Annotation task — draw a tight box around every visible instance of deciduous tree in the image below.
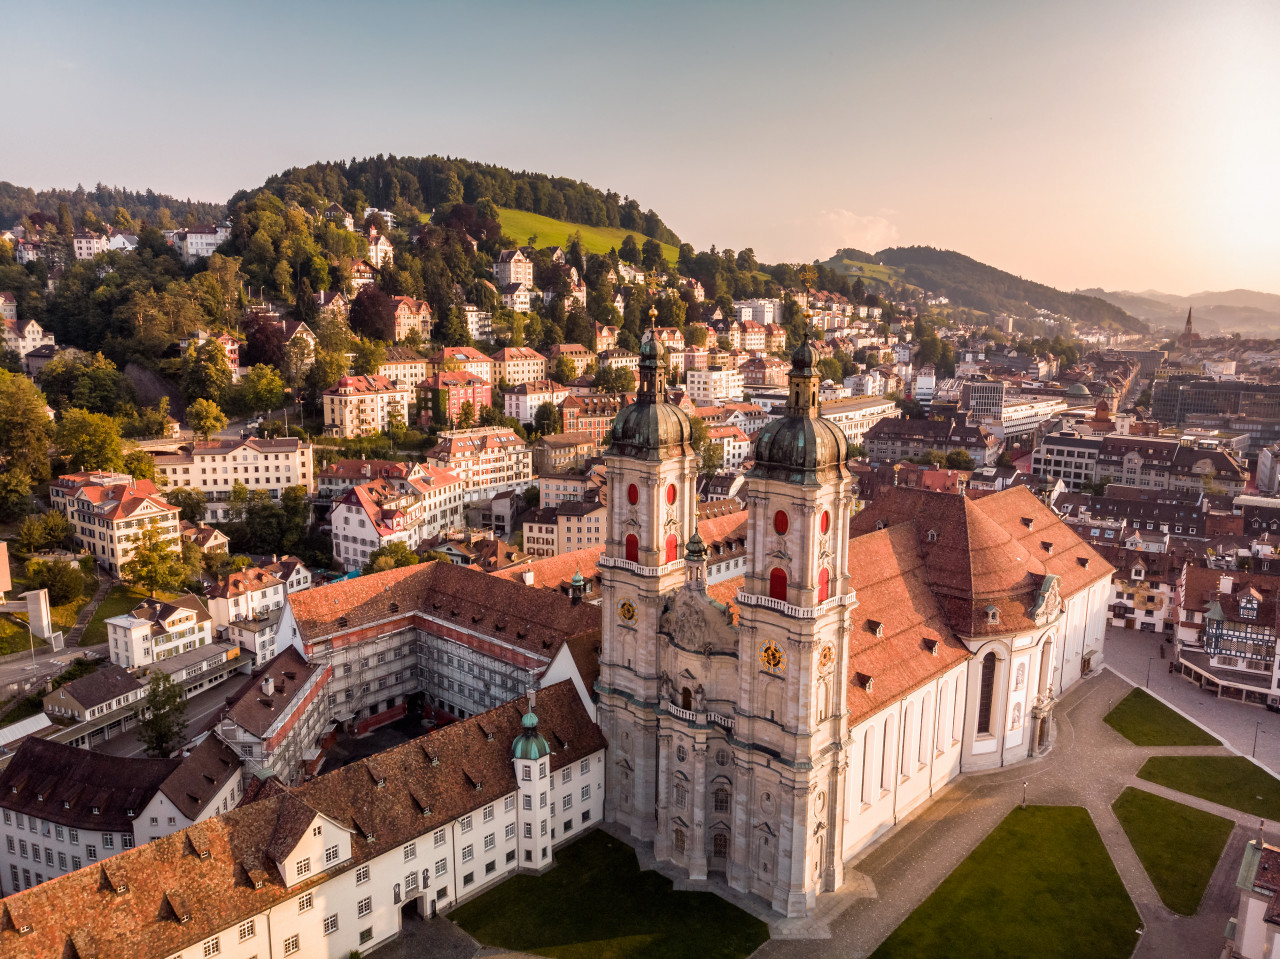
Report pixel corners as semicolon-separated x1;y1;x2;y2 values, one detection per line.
56;409;124;473
187;398;228;440
165;486;207;525
121;519;184;597
0;369;55;481
363;541;420;574
138;671;187;758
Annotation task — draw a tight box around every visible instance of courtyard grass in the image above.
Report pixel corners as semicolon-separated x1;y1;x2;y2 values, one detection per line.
1103;688;1219;747
1112;787;1234;915
1138;756;1280;821
870;806;1140;959
80;584;176;646
448;830;769;959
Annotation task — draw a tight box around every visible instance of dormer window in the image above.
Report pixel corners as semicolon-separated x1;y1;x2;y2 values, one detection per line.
926;530;937;543
1132;567;1144;580
986;606;1000;625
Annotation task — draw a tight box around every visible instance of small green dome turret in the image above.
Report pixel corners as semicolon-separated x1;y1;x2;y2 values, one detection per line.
513;708;550;761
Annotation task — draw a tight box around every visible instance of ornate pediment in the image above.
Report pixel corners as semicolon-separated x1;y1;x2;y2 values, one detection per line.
1031;574;1062;625
659;586;739;652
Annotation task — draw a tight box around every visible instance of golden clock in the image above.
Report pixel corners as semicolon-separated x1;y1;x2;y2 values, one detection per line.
818;645;835;672
618;598;637;623
759;640;786;675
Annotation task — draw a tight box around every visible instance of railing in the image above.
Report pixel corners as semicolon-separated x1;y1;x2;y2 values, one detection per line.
598;555;686;577
708;711;735;731
666;704;697;722
735;590;858;619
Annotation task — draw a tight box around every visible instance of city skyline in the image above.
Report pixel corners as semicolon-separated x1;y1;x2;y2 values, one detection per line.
8;0;1280;296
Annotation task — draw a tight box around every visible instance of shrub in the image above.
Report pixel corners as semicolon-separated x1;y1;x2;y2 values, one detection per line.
24;560;86;606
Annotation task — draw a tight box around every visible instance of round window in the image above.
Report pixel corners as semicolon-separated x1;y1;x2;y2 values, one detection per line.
820;509;831;534
715;749;730;767
627;483;639;505
773;510;789;535
666;483;677;505
676;745;688;763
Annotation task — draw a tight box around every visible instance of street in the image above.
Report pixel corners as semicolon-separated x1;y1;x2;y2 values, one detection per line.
94;670;255;758
1103;624;1280;774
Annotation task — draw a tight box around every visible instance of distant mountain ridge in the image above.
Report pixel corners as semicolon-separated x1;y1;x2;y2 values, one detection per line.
1082;287;1280;336
821;245;1146;333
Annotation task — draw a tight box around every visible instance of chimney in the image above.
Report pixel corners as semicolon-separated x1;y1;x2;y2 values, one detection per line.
262;676;274;696
522;569;535;586
1220;573;1234;596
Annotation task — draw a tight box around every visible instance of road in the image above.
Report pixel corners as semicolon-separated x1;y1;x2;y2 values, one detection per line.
0;646;101;703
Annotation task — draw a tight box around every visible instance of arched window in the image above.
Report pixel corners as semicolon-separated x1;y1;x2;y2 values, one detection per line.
625;534;639;563
665;533;678;563
627;483;639;505
938;681;950;750
817;567;830;603
712;832;730;858
977;652;997;735
713;788;731;813
861;727;874;804
674;828;686;855
773;510;789;535
769;568;788;601
816;679;829;721
820;510;830;534
881;715;896;791
901;702;914;776
952;673;966;745
681;687;693;711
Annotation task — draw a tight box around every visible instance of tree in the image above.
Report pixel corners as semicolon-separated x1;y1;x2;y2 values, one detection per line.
24;559;84;606
594;365;636;393
641;238;666;273
0;468;32;521
818;357;843;384
348;286;397;341
533;401;562;435
56;409;123;473
0;369;55;481
458;400;476;429
244;320;287;369
550;355;576;384
121;519;184;596
181;339;233;405
123;449;156;482
138;671;187;758
166;486;207;525
945;449;976;470
187;398;228;440
240;364;286;414
363;541;421;574
351;338;386;376
619;234;640;265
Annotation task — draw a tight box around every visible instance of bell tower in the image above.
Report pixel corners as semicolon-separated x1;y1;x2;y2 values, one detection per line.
599;309;699;841
734;334;858;916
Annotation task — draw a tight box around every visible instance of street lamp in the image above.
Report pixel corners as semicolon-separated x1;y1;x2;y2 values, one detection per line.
1254;721;1262;758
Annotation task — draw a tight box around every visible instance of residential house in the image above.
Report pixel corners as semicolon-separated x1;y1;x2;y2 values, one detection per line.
317;459;426;500
504;379;570;424
532;432;598;475
494;249;534;288
685;366;745;405
51;473;179;577
426;346;494;384
105;594;214;669
423;427;532;503
418;370;492;428
560;392;631;445
704;424;752;470
864;414;1002;467
548;343;595;379
151;437;315;521
389;298;432;342
366;227;394;269
376;346;429;389
491;346;548;387
323;375;413;438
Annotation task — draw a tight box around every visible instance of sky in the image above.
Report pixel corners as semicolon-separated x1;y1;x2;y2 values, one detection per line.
7;0;1280;295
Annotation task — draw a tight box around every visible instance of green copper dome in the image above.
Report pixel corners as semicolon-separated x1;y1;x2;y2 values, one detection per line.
512;710;550;761
610;312;695;461
751;334;849;487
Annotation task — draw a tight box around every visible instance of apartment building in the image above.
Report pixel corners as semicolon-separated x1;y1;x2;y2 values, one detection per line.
424;427;532;504
323;375;413;438
494;248;534;288
426;346;494;384
817;395;901;447
71;231;109;260
389;298;432;342
705;424;752;470
560;392;630;445
418;370;492;428
1031;431;1104;492
2;315;55;361
504;379;570;423
538;469;605;509
1094;435;1248;496
685;366;744;405
491;346;548;386
863;415;1002;466
547;343;595;379
376;346;429;388
331;467;467;572
152;437;314;521
317;459;426;500
463;304;492;340
51;473;179;577
105;595;213;669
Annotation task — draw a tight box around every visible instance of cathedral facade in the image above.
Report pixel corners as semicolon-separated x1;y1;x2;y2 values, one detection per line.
596;321;1114;918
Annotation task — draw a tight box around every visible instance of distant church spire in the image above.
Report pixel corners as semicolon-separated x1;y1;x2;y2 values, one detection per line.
1184;307;1194;336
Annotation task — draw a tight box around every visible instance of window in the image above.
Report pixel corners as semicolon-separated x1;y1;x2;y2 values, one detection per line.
356;864;370;884
769;567;788;601
202;936;220;957
360;929;374;945
324;914;339;935
435;858;448;876
238;920;255;942
817;567;831;603
674;784;687;809
625;534;639;563
283;934;300;956
404;842;416;861
504;795;515;813
483;804;494;822
523;823;533;839
505;823;516;840
434;828;446;846
460;815;473;833
462;844;473;863
580;759;590;775
581;785;591;801
296;857;311;877
298;892;313;913
86;844;97;862
357;896;372;918
714;788;731;812
69;829;78;845
325;844;340;864
976;652;997;735
523;794;532;811
665;533;678;563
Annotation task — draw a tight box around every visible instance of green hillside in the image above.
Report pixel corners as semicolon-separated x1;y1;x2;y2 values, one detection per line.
875;246;1146;333
497;207;681;264
819;250;906;286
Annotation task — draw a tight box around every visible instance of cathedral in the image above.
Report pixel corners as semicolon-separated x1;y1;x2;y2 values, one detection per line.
596;320;1114;918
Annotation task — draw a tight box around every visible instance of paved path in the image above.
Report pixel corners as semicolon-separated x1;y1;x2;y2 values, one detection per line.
66;574;111;647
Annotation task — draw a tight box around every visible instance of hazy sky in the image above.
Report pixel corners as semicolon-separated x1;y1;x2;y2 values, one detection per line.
8;0;1280;294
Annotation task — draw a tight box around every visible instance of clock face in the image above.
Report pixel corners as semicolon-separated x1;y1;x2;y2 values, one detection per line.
617;599;637;624
759;640;786;675
818;645;835;672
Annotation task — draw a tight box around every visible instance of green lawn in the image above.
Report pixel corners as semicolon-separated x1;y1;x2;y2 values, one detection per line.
449;831;769;959
80;584;176;646
1104;688;1219;747
871;806;1140;959
1112;787;1234;915
1138;756;1280;820
497;208;681;264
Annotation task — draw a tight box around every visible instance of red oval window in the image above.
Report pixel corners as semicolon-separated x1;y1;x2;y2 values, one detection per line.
625;534;639;563
666;484;677;505
820;510;830;534
665;533;678;563
774;510;789;535
818;568;831;603
627;483;639;505
769;568;788;601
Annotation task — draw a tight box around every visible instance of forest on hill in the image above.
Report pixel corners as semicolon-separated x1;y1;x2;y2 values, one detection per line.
874;246;1145;332
0;181;225;231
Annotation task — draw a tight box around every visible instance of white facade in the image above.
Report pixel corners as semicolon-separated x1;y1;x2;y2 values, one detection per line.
153;438;315;522
686;367;745;405
105;596;213;669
